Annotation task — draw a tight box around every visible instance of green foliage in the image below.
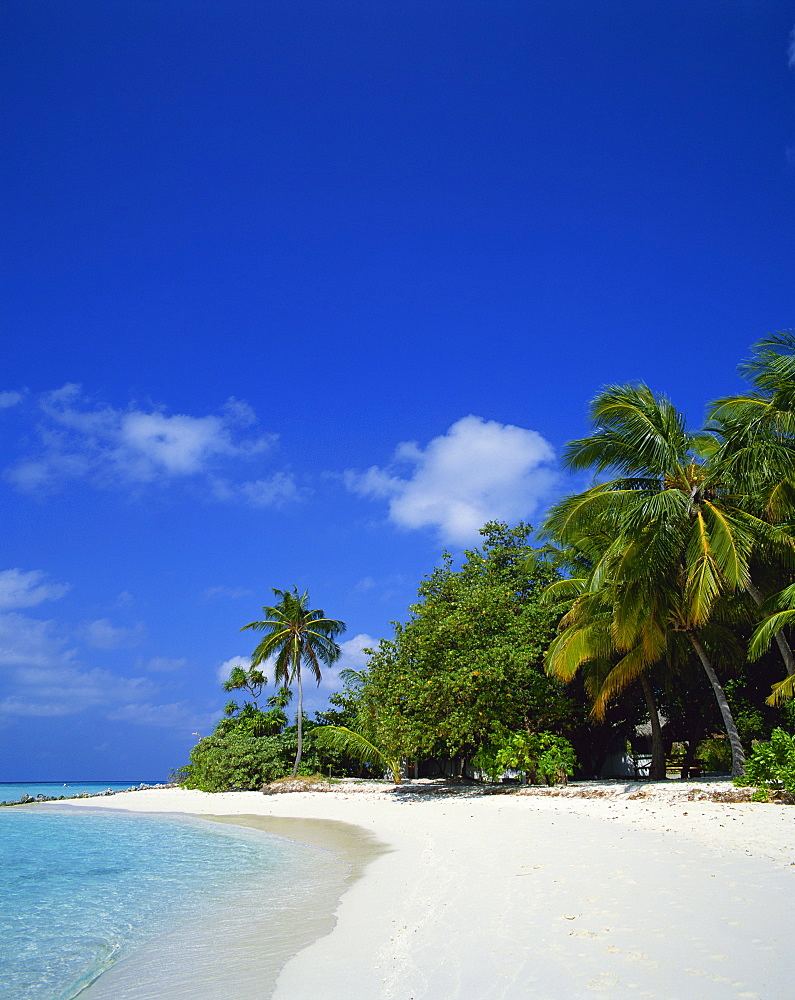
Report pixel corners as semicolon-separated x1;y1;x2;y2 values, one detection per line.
696;736;732;773
222;665;268;707
182;732;295;791
182;716;337;791
215;686;293;738
735;728;795;796
359;523;577;761
178;654;369;790
312;725;402;783
473;729;576;786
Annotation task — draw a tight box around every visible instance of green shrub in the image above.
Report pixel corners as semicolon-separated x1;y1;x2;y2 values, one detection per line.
735;728;795;797
182;733;294;792
473;730;576;785
696;737;732;773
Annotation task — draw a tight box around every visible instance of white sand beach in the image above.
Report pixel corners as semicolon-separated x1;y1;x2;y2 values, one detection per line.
59;781;793;1000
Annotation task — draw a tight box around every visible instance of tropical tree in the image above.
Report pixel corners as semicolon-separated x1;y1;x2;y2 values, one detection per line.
543;573;668;779
359;523;577;770
217;684;293;739
222;664;267;710
708;330;795;697
543;383;773;776
241;587;346;777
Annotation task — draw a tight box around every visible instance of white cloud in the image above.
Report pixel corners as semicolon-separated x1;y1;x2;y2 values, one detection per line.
13;663;153;705
210;471;302;507
0;623;211;731
0;696;75;718
346;415;557;545
0;600;221;734
80;618;146;650
141;656;187;673
106;701;217;730
3;385;285;500
0;612;76;668
239;473;302;507
0;636;156;718
216;655;251;685
0;569;70;611
202;585;253;601
0;390;23;408
316;633;376;692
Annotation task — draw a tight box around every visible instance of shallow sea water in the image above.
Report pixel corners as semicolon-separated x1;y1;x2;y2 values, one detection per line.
0;808;347;1000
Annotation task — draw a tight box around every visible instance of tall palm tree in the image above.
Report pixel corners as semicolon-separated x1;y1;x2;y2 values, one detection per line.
544;383;770;776
708;330;795;690
241;587;345;777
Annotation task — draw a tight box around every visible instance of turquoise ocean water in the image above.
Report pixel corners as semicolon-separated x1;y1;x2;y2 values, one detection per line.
0;806;346;1000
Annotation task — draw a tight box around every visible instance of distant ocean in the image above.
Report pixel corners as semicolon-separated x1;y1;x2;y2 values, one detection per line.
0;781;163;803
0;804;347;1000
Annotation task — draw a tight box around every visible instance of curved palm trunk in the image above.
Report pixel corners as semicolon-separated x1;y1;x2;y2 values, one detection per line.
639;673;666;780
292;666;303;778
746;581;795;677
686;630;745;777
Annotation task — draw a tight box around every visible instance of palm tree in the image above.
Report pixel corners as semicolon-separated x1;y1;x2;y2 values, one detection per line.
543;383;771;776
543;574;668;778
241;587;345;777
708;330;795;691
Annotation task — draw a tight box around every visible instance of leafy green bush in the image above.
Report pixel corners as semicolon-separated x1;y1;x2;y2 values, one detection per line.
182;733;297;791
735;728;795;797
473;730;576;785
696;737;732;773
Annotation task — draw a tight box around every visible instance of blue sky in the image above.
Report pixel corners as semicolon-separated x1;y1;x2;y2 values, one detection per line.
2;1;793;780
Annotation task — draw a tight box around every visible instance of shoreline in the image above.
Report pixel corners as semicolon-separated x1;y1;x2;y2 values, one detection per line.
48;781;794;999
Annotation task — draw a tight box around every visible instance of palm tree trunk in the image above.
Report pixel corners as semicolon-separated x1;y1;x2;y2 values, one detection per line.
746;581;795;677
639;673;666;779
292;667;303;778
686;630;746;776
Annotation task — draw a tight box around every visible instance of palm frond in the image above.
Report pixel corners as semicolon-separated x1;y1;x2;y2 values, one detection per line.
590;646;650;720
748;609;795;660
767;674;795;706
312;726;402;783
565;383;690;477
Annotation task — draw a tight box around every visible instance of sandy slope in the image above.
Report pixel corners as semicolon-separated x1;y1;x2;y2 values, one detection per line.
56;781;794;1000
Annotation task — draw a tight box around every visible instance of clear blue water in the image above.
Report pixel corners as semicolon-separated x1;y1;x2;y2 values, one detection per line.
0;782;163;803
0;807;345;1000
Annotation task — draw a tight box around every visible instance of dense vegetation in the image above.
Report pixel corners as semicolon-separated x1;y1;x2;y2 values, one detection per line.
180;331;795;791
